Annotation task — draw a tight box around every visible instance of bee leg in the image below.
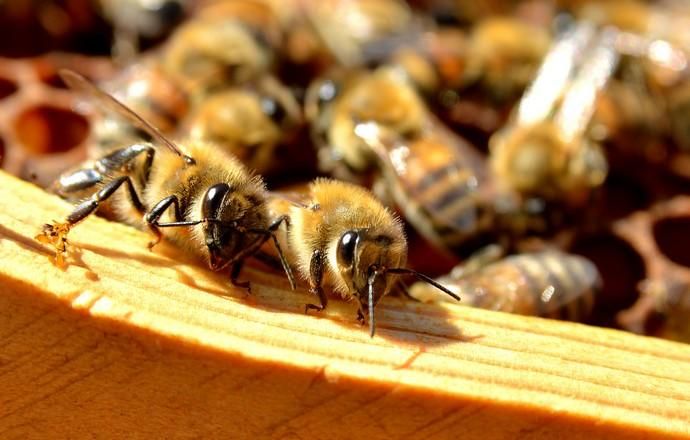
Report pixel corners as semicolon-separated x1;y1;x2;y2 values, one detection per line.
305;249;328;313
241;215;297;289
97;144;155;173
69;176;145;224
265;215;296;290
144;195;184;249
230;261;251;293
38;175;144;265
52;168;103;197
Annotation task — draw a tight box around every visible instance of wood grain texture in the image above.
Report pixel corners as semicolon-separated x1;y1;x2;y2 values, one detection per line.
0;170;689;439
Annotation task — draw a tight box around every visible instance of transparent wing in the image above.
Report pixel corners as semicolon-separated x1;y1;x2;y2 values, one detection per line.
59;69;185;157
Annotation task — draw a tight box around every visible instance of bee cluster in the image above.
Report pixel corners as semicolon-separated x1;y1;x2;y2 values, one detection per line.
1;0;689;341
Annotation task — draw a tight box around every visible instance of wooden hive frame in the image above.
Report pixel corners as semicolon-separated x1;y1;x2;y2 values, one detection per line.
1;170;689;439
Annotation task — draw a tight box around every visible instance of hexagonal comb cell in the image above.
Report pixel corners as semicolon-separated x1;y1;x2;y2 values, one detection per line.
614;197;690;342
0;55;113;186
653;217;690;268
570;232;645;327
14;105;89;154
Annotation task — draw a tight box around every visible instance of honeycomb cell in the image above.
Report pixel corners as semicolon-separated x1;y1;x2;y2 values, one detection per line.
14;105;89;154
598;172;651;220
653;217;690;268
0;76;18;100
571;233;645;325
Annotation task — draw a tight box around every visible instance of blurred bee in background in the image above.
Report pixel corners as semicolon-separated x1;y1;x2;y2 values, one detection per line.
409;244;601;321
306;66;428;178
307;65;547;257
386;16;551;137
295;0;551;138
460;16;552;103
38;70;295;290
303;0;423;68
618;277;690;343
266;178;458;337
489;21;612;204
88;1;303;176
97;0;189;62
353;121;497;256
160;0;284;96
184;74;302;175
574;0;690;151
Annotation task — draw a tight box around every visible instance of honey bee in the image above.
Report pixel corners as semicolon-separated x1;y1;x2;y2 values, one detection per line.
36;70;295;291
462;17;552;103
267;179;458;337
307;66;542;256
90;62;300;177
353;121;496;255
184;75;302;175
618;278;690;343
575;0;690;150
306;66;428;176
161;0;283;95
489;22;612;203
409;246;601;321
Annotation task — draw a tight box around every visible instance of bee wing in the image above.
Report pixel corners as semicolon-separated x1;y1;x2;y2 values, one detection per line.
266;190;312;210
516;21;597;126
354;121;486;240
553;28;619;146
59;69;186;157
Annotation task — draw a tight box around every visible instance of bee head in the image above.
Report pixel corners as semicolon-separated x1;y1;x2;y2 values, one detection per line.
201;182;261;271
336;229;401;335
335;228;458;337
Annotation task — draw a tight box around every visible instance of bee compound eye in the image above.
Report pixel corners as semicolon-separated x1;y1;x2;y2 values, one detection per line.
202;183;231;220
337;230;359;268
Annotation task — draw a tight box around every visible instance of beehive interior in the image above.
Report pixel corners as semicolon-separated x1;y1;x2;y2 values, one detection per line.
1;0;689;344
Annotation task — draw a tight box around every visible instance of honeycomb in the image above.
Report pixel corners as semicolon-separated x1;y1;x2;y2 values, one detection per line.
0;54;113;187
1;0;689;344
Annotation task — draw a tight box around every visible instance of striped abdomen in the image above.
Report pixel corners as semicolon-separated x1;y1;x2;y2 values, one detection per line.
381;130;490;252
456;251;600;321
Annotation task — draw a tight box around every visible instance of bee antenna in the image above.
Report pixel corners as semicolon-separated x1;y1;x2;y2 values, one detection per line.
367;271;377;338
386;268;460;301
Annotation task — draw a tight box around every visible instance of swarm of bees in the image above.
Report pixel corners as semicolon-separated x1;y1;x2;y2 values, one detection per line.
10;0;688;341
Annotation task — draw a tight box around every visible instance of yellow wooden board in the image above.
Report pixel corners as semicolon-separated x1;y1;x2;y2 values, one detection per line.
1;170;689;439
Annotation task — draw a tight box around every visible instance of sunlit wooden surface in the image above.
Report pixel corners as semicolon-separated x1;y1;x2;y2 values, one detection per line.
1;170;689;439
